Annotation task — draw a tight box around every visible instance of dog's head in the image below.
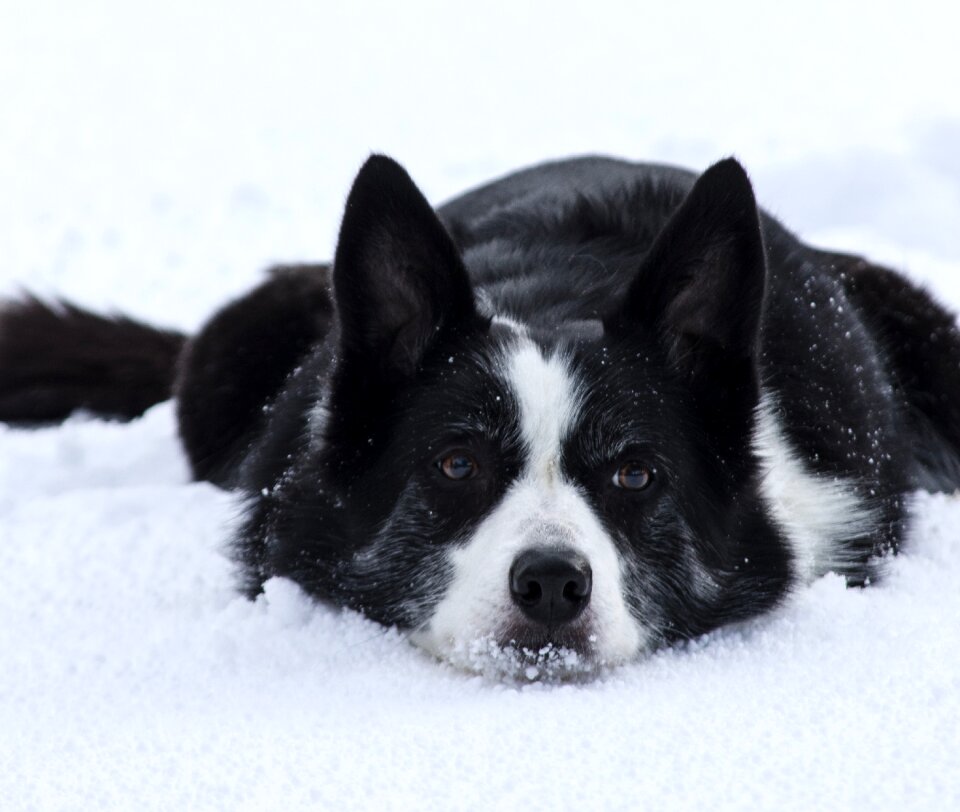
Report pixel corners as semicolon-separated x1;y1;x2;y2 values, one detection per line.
269;156;790;677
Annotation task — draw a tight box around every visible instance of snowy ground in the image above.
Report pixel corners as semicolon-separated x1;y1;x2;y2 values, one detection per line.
2;2;960;809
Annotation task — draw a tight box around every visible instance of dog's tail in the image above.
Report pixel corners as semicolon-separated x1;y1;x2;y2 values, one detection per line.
0;295;186;424
839;259;960;493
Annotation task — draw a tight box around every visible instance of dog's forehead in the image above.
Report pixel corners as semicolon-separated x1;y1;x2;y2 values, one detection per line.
461;315;672;469
506;343;578;460
489;315;653;395
488;321;584;473
483;316;676;464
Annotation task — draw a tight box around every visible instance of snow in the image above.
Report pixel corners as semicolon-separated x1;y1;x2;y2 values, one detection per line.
2;2;960;809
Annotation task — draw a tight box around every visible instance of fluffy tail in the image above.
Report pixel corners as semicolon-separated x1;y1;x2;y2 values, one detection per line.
0;296;186;424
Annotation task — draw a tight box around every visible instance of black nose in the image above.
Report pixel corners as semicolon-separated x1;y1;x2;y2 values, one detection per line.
509;549;592;626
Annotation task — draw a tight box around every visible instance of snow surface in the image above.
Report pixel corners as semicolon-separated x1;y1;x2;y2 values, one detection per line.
2;2;960;809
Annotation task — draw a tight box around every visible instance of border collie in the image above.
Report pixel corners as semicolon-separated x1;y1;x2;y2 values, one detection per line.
3;155;959;677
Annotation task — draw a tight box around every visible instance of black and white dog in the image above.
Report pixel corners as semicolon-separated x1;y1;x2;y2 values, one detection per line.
3;155;959;676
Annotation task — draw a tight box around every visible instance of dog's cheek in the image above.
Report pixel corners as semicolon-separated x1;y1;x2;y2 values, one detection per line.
606;508;702;642
407;518;520;661
337;528;456;629
335;477;502;631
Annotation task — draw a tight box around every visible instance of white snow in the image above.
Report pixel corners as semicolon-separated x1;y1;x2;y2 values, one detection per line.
2;2;960;809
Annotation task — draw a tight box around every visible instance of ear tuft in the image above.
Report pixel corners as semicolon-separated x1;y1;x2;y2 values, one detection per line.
333;155;476;380
615;157;767;374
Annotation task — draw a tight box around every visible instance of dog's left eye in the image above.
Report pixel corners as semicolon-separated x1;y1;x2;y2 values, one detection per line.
437;452;479;481
613;462;653;490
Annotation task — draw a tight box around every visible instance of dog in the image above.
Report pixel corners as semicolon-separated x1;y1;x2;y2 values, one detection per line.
2;155;959;677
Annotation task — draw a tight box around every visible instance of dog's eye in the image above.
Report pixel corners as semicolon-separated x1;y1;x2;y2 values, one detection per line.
613;462;653;490
438;452;478;481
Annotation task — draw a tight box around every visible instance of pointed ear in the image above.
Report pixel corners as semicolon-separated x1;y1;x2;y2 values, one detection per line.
612;158;766;379
332;155;477;380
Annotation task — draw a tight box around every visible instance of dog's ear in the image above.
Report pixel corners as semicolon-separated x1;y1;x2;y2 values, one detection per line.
332;155;476;380
611;158;766;381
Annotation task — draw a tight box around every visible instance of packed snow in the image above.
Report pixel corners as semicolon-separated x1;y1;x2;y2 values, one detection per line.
2;2;959;809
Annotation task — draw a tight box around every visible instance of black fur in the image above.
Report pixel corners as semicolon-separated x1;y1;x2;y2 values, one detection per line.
840;259;960;491
0;296;184;423
3;154;959;663
175;264;334;486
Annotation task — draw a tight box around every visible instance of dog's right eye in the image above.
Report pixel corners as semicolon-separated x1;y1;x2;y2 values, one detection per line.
613;462;654;491
437;452;479;481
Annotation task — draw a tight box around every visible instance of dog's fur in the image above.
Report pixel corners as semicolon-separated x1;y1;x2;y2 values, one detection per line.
3;155;959;676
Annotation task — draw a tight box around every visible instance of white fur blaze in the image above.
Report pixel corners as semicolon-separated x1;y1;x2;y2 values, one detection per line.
509;341;576;483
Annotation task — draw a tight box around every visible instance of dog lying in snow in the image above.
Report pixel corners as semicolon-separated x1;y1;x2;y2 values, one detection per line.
2;155;959;677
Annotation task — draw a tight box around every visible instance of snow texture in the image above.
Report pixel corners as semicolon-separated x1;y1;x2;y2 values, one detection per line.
2;2;959;809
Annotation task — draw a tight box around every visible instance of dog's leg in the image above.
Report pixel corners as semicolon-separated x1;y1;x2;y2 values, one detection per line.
175;264;333;486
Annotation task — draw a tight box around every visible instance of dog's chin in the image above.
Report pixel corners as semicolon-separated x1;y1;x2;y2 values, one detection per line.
418;621;619;683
